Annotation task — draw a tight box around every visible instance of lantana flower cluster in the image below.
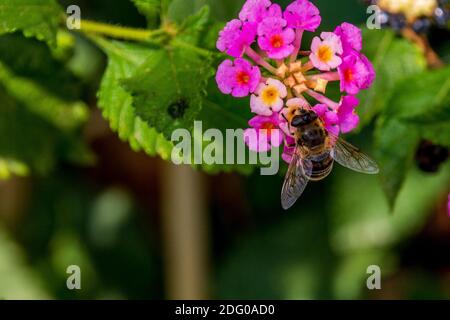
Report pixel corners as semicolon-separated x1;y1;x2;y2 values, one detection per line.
215;0;375;163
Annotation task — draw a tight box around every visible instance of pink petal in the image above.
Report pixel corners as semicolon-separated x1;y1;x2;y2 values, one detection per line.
334;22;362;53
447;194;450;217
312;104;328;117
267;44;294;59
215;58;261;98
337;96;360;133
321;32;343;55
339;113;359;133
244;128;270;152
310;36;321;52
359;54;376;89
232;85;250;97
239;0;272;23
267;3;282;18
270;129;284;148
257;16;284;36
248;115;268;128
271;98;284;112
282;27;296;44
338;52;375;94
327;55;343;70
217;20;256;57
250;96;273;116
284;0;321;32
216;60;235;94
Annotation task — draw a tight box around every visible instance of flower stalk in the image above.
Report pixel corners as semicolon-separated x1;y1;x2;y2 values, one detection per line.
305;89;339;110
245;47;278;74
290;29;304;62
401;27;444;69
76;19;171;42
308;72;340;82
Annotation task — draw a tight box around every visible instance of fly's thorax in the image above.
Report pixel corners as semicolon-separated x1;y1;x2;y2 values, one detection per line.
291;108;317;127
295;120;328;152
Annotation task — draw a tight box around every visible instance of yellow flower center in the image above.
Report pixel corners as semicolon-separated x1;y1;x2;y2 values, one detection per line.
261;86;279;105
317;45;333;63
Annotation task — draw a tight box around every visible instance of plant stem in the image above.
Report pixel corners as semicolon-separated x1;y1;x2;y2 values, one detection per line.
290;30;304;63
401;28;444;69
79;19;164;41
301;61;314;72
308;72;340;82
245;47;278;75
160;163;210;299
305;89;339;110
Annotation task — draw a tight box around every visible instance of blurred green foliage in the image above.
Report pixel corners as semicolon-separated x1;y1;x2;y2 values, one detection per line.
0;0;448;300
7;174;163;299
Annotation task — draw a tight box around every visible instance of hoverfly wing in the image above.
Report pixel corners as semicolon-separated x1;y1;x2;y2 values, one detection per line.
331;137;379;174
281;150;313;210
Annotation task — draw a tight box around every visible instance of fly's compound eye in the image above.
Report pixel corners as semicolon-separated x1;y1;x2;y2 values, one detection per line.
291;112;318;127
291;115;306;127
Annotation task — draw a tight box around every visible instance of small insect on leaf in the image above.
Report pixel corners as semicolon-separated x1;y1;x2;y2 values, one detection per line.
167;99;188;119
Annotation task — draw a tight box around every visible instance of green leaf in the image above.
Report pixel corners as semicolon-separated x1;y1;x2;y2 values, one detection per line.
374;117;420;209
0;35;92;175
131;0;174;22
385;66;450;124
0;157;29;180
0;84;92;175
95;36;256;174
419;122;450;149
0;86;59;174
161;0;173;16
0;0;62;46
383;65;450;148
202;80;253;130
167;0;206;22
131;0;161;25
197;101;254;175
330;164;449;254
372;65;450;205
94;5;258;175
201;21;224;51
329;163;449;298
358;29;427;126
0;226;51;299
96;38;173;160
0;35;89;132
0;34;83;100
123;41;214;139
0;61;88;132
177;6;210;45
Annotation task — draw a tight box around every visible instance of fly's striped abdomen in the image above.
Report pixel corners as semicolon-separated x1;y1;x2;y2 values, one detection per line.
309;152;334;181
